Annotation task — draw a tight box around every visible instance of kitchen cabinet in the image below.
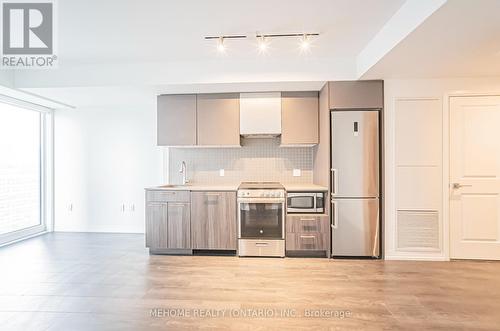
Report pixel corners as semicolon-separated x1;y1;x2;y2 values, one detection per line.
145;190;191;250
197;93;240;146
281;91;319;145
166;202;191;249
190;191;237;250
329;80;383;109
157;94;197;146
285;215;329;252
145;202;168;249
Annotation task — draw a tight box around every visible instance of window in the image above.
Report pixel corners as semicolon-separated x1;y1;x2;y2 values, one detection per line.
0;101;47;244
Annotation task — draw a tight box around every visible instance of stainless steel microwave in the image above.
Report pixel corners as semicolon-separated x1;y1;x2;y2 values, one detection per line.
287;192;325;214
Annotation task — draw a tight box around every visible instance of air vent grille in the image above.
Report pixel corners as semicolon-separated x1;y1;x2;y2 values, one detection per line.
397;210;439;250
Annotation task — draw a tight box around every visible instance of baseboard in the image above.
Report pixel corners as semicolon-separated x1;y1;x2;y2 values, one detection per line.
385;254;449;261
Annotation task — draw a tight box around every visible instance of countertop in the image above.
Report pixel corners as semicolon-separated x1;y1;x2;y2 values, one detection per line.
146;184;240;191
282;184;328;192
146;183;328;192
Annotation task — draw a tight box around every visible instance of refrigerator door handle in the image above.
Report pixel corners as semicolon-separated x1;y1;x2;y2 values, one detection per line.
330;168;337;196
331;200;338;229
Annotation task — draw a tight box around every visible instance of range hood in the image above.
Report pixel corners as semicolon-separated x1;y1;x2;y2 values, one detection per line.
239;92;281;137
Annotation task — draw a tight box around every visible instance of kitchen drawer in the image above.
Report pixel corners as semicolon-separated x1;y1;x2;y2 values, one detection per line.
146;190;190;203
286;215;329;233
286;232;328;251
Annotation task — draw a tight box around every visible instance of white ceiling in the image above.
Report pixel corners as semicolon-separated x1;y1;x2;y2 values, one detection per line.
57;0;404;64
12;0;406;93
5;0;500;108
362;0;500;79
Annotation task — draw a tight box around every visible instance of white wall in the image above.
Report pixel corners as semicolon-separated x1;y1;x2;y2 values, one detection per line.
384;77;500;260
0;72;15;88
54;105;162;233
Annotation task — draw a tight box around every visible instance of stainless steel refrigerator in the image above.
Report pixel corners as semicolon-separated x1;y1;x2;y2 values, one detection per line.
331;110;380;258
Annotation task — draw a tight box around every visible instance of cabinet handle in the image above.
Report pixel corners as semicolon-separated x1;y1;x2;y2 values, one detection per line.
299;218;316;221
300;235;315;239
255;242;269;247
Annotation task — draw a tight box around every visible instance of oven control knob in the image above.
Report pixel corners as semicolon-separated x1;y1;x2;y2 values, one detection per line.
259;229;264;234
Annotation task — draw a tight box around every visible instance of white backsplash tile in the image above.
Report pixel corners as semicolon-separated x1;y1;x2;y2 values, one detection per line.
168;138;313;185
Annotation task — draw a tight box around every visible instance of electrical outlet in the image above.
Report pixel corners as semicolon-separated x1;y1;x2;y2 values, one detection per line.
293;169;301;177
219;169;225;176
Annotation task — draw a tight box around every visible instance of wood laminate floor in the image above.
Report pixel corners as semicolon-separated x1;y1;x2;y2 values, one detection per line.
1;233;500;330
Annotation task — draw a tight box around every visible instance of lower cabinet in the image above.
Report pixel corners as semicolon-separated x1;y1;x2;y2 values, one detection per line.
166;203;191;249
145;196;191;250
286;215;329;253
190;191;237;250
145;202;169;249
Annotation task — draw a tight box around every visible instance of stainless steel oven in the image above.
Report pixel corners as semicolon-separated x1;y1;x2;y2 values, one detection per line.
237;183;285;257
238;197;285;239
287;192;325;214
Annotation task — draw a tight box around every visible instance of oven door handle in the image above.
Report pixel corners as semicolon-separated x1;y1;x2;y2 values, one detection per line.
237;198;285;204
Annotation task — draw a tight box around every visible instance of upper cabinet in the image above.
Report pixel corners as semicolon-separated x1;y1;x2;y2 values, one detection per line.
197;93;240;146
157;90;323;147
157;94;197;146
329;80;383;110
281;91;319;146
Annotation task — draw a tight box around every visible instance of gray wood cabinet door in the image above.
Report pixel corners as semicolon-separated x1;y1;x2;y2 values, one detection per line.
285;215;329;252
157;94;197;146
286;232;328;251
196;93;240;146
190;192;237;249
145;203;168;248
328;80;383;109
167;202;191;249
281;91;319;145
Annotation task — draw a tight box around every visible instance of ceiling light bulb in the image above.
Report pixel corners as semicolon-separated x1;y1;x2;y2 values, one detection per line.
300;34;310;51
258;36;268;53
217;37;225;53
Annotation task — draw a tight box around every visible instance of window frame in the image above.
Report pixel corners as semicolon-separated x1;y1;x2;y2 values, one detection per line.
0;96;53;246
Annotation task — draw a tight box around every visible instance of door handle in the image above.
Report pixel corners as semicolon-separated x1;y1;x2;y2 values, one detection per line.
452;183;472;189
331;200;338;229
331;168;338;196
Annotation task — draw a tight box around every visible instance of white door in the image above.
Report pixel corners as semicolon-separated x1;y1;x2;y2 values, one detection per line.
450;96;500;260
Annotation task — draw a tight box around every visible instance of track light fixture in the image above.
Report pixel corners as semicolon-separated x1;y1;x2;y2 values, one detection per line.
299;34;311;52
216;37;225;53
257;35;268;53
205;33;319;54
204;35;247;53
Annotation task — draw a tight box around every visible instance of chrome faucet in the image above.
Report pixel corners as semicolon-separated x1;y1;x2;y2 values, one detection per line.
179;161;189;185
